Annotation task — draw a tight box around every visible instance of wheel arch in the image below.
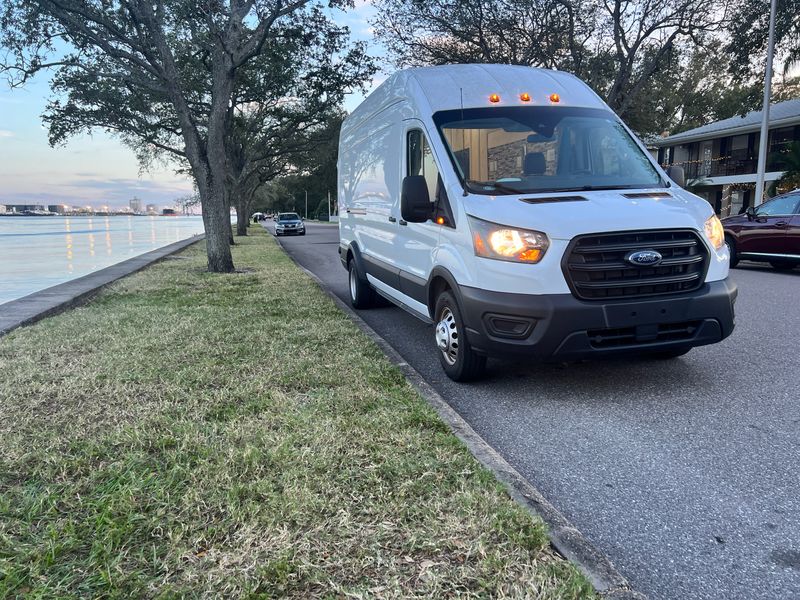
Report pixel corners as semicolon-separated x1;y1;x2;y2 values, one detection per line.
345;242;369;282
426;266;464;320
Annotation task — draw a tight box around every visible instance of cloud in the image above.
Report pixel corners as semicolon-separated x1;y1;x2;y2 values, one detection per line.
0;130;15;138
0;175;194;208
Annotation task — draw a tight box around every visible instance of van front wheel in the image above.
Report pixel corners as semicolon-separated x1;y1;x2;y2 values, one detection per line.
434;291;486;382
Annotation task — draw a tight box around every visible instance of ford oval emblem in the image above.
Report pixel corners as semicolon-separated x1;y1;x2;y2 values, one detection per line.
626;249;662;266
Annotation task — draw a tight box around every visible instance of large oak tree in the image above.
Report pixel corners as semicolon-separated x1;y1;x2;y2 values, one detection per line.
0;0;363;272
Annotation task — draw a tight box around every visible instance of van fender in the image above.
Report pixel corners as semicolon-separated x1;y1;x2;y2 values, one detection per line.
343;241;369;282
425;266;466;320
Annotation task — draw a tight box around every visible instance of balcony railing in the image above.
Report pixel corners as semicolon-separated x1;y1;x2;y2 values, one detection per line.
665;156;787;181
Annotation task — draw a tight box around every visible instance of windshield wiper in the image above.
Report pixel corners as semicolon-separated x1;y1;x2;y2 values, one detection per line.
466;180;524;195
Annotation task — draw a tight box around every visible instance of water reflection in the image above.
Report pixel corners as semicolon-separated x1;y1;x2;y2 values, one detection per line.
64;217;73;273
0;215;205;305
104;217;112;256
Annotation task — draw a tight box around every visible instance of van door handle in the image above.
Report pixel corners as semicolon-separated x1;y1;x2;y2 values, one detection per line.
388;216;396;222
775;221;789;228
399;220;408;226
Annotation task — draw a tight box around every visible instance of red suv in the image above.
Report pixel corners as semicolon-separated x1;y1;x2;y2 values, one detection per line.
722;190;800;271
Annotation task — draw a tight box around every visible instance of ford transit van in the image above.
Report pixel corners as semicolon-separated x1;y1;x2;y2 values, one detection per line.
338;65;736;381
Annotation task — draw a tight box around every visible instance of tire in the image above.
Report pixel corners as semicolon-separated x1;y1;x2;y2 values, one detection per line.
434;290;487;382
648;347;692;359
725;236;739;268
770;261;796;271
300;231;306;236
348;258;377;309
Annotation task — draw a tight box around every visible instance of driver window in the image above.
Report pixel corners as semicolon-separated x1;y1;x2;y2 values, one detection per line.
758;195;800;216
407;129;440;202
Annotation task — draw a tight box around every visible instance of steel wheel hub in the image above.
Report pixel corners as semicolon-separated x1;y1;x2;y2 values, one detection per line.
349;267;357;300
435;307;459;365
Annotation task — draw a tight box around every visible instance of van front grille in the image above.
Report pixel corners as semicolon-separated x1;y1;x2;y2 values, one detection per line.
564;229;709;301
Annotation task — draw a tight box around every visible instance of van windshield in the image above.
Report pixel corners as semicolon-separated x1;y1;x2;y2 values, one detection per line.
433;107;665;195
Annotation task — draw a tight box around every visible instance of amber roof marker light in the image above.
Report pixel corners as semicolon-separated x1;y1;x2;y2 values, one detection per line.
549;93;560;103
489;93;501;103
520;92;531;102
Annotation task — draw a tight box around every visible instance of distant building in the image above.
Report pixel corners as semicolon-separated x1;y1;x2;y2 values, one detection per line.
47;204;69;214
146;204;158;214
130;197;142;213
0;205;6;214
162;208;177;216
654;98;800;217
5;204;46;213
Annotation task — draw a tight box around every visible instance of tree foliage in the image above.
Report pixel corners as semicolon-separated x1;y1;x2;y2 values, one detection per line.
769;141;800;195
727;0;800;79
371;0;732;135
224;27;372;236
251;112;342;217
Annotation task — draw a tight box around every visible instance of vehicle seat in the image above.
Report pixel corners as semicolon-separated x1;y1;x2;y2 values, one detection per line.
524;152;546;175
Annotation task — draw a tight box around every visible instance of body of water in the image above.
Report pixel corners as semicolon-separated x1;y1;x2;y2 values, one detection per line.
0;215;205;305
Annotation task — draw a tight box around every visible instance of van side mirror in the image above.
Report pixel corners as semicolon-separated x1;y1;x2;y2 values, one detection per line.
401;175;432;222
666;165;685;188
745;206;756;220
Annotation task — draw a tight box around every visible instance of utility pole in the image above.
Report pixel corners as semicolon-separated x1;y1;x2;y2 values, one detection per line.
327;190;331;222
754;0;778;207
305;190;308;219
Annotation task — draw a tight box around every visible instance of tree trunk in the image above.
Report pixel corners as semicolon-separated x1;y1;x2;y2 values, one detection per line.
226;212;235;245
235;193;251;236
204;182;236;272
149;24;235;273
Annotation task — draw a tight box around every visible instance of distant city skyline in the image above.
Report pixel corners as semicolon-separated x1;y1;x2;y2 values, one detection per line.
0;3;381;209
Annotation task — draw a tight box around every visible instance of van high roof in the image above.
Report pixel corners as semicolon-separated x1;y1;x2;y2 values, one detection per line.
345;64;606;134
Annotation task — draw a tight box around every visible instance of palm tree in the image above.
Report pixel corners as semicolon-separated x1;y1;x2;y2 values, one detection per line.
768;141;800;196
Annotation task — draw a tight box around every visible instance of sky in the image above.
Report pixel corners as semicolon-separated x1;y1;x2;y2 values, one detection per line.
1;3;793;210
0;2;384;210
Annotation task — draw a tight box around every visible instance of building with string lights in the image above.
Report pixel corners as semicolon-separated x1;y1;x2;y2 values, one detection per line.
654;98;800;217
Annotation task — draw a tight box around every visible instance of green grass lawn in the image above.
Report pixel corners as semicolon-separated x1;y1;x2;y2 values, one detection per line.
0;227;594;598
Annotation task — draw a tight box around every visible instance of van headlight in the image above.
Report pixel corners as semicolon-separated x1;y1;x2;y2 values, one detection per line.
704;215;725;250
469;216;549;263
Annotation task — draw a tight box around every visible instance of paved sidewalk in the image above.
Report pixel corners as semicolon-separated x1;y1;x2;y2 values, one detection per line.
0;235;204;336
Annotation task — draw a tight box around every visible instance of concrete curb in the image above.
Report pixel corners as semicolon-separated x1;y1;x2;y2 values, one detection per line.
0;234;205;337
267;225;646;599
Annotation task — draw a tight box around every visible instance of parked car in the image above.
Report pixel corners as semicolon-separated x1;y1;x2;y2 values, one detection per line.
722;190;800;270
275;212;305;236
337;64;737;382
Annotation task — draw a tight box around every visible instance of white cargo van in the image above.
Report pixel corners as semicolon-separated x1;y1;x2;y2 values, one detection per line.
338;64;736;381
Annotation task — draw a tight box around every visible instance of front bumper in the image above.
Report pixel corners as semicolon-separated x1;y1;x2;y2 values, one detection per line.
459;278;737;359
276;226;304;235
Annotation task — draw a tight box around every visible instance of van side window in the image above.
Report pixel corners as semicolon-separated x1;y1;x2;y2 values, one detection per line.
407;129;439;202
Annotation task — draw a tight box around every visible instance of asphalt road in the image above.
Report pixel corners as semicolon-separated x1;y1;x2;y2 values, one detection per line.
266;221;800;600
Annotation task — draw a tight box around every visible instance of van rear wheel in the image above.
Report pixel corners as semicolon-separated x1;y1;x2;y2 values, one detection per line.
434;291;486;382
348;259;377;309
